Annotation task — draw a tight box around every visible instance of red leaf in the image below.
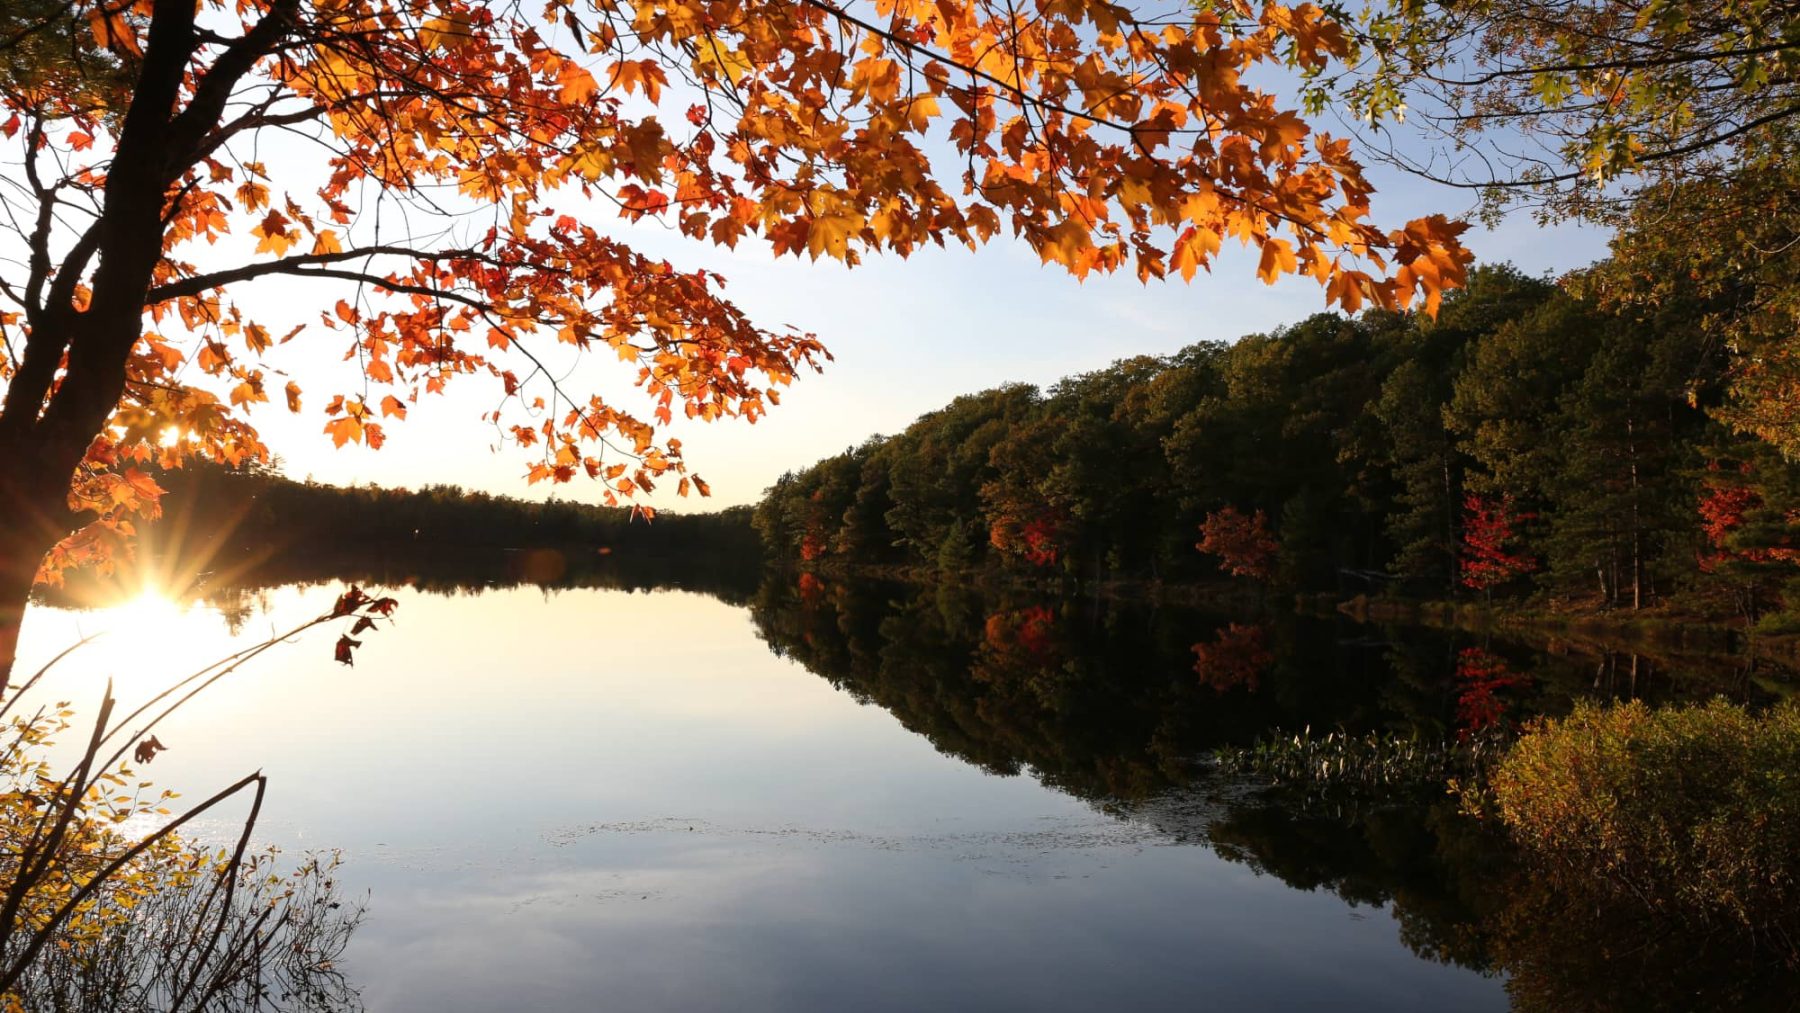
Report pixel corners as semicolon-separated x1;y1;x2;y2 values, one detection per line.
330;585;370;618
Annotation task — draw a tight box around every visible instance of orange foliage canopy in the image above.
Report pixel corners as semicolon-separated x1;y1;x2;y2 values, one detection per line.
0;0;1470;581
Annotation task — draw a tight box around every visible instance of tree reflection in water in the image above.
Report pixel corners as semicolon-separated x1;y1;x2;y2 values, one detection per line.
1207;797;1800;1011
748;573;1800;1009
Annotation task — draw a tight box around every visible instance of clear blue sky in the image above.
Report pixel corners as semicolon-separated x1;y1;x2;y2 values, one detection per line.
249;159;1611;510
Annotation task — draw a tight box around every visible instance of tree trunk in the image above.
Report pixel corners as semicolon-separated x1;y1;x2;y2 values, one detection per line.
1442;456;1457;594
0;0;304;692
1628;415;1642;610
0;443;82;696
0;563;37;698
0;537;55;697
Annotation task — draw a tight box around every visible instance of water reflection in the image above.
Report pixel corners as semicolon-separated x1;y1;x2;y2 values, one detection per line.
1201;795;1800;1011
742;574;1800;1009
13;563;1798;1011
746;574;1772;802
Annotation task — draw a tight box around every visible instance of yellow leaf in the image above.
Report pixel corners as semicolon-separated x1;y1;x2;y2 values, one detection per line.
252;211;295;256
806;213;864;261
324;416;362;448
905;94;940;132
1256;238;1295;285
235;180;269;212
557;63;600;104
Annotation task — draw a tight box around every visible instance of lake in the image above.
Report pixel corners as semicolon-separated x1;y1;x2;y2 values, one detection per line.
11;561;1784;1011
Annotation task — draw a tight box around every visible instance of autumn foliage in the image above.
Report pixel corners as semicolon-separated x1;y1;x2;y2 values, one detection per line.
1492;699;1800;932
989;511;1065;568
1696;462;1800;574
1697;483;1761;570
982;605;1059;661
1459;494;1536;593
1196;506;1277;580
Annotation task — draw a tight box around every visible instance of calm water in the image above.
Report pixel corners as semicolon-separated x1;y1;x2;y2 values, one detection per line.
11;565;1784;1011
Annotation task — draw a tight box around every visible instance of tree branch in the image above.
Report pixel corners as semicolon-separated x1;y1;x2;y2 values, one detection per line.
164;0;303;178
144;244;510;303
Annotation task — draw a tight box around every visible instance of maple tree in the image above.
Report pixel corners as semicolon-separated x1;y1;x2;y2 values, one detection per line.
1459;493;1535;595
1196;505;1276;580
0;0;1472;684
988;509;1064;568
1694;457;1800;619
981;605;1059;661
1697;465;1765;575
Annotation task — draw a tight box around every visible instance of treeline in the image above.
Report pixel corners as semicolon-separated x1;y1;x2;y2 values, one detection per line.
137;461;761;568
754;264;1800;622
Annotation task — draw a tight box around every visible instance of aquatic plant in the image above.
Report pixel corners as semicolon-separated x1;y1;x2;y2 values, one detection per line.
1213;727;1510;797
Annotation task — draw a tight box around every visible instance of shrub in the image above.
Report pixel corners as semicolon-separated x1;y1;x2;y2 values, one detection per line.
0;695;364;1011
1490;698;1800;930
0;587;394;1009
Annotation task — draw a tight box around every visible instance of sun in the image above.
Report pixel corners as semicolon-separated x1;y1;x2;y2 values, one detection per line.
107;586;186;641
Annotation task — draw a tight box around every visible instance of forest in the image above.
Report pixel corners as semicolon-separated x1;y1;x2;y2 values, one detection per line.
140;462;759;561
753;259;1800;629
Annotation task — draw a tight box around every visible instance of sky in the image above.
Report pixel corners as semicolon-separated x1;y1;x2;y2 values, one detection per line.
0;5;1620;514
240;154;1611;511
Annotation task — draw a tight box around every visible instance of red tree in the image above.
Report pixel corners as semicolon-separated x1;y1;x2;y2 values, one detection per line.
1196;507;1278;580
982;605;1059;661
990;510;1065;568
1696;462;1799;572
1460;494;1536;593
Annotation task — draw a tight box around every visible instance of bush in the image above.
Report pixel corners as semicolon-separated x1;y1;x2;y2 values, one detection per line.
0;591;394;1010
1752;608;1800;636
0;699;364;1011
1490;698;1800;930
